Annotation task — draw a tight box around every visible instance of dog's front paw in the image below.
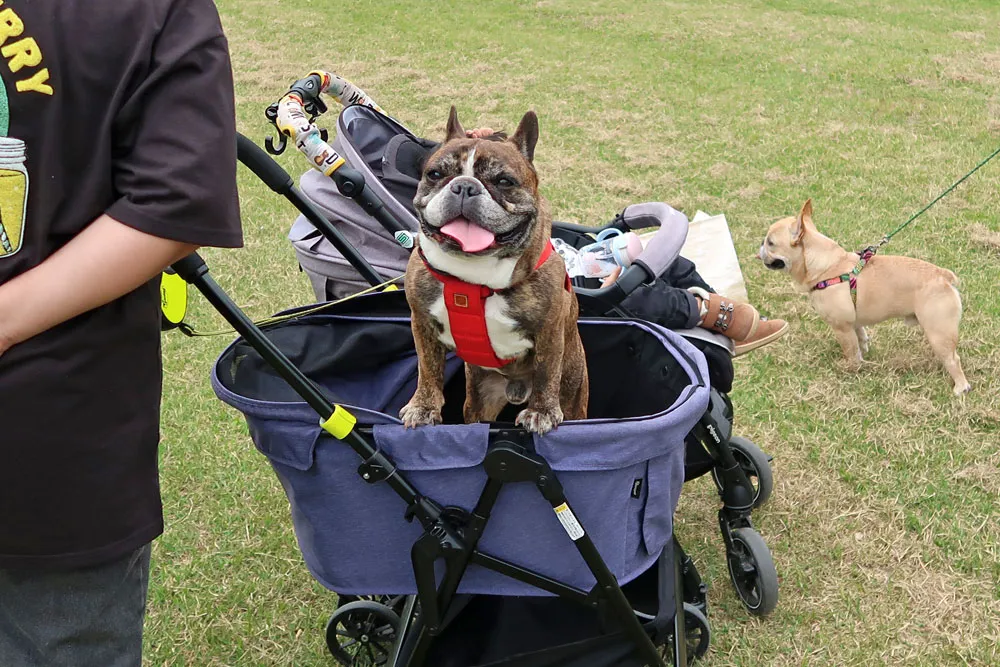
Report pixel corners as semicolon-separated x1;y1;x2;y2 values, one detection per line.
516;406;564;435
954;381;972;396
399;402;442;429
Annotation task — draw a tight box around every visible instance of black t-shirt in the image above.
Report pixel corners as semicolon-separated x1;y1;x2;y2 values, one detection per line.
0;0;242;569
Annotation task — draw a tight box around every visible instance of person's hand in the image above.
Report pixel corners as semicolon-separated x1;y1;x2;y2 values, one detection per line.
0;215;197;365
466;127;495;139
600;265;622;288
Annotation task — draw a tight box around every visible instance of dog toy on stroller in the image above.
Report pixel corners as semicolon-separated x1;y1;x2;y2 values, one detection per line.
265;71;416;250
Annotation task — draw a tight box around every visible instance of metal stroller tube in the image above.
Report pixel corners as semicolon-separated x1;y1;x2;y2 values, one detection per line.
236;133;386;288
616;202;690;279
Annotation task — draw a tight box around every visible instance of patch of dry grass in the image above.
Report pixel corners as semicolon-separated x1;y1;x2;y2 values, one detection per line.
969;223;1000;252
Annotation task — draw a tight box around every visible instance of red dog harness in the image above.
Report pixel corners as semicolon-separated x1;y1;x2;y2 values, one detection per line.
420;241;570;368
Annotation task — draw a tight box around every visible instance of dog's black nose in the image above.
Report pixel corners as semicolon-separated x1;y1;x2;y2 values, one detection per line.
450;180;482;198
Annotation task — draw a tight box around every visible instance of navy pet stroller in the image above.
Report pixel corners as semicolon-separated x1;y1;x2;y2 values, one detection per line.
165;71;777;666
170;194;713;664
206;298;711;666
273;75;778;607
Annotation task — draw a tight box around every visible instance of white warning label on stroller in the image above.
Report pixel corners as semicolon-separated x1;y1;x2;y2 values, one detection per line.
554;503;585;541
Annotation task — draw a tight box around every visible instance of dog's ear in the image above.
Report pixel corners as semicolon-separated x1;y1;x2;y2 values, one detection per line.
445;105;466;142
791;198;813;246
510;110;539;162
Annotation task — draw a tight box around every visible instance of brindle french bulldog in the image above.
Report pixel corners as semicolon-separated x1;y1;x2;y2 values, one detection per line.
399;107;588;434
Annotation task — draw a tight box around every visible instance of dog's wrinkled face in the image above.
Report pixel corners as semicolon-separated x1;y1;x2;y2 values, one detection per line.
758;199;813;272
414;107;540;257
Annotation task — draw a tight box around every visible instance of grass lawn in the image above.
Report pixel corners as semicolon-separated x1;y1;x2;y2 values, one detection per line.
148;1;1000;664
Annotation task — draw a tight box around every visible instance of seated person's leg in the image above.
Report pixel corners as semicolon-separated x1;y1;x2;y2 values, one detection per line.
619;275;703;330
609;259;788;356
660;256;713;294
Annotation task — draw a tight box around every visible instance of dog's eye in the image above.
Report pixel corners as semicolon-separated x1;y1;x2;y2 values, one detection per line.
766;238;775;247
426;169;444;180
497;176;517;188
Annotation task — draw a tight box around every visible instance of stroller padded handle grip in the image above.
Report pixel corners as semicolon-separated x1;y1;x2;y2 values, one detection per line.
237;133;293;194
619;202;689;282
564;202;688;308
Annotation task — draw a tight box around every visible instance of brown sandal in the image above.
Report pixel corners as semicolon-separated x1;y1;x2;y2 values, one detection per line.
697;293;760;341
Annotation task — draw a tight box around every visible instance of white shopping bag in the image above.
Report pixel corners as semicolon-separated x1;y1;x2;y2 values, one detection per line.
639;210;749;303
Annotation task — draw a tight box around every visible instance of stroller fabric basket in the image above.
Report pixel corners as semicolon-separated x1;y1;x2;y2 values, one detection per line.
211;312;709;597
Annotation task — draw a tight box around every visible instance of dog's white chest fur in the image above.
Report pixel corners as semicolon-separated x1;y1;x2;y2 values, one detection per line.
420;232;518;289
421;233;532;361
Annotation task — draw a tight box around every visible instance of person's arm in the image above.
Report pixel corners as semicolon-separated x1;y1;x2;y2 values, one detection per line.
0;214;197;357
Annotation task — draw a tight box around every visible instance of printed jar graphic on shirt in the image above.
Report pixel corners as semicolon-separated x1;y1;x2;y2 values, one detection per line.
0;137;27;258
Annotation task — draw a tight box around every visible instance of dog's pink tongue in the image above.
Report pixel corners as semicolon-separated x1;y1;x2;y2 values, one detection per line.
440;218;495;252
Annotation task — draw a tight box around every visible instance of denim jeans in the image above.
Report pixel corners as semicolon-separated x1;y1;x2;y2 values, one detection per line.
0;543;151;667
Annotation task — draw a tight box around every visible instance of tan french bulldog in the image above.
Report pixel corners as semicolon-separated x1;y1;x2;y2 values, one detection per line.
759;199;971;396
400;107;588;433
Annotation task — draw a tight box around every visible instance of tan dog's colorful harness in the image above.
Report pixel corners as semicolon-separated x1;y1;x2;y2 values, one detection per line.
811;247;876;306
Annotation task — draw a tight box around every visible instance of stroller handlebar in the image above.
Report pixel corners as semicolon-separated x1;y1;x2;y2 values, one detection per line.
271;92;347;176
264;70;387;158
617;202;689;283
262;73;414;249
558;202;690;309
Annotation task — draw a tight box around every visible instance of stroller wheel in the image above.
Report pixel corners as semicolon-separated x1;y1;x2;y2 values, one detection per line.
712;436;774;508
325;600;401;666
682;603;711;663
726;527;779;616
336;594;408;615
